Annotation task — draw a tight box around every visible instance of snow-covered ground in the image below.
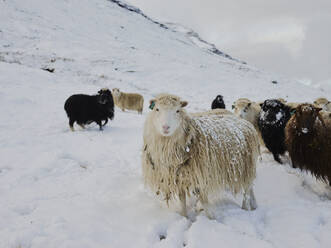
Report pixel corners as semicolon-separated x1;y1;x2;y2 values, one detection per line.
1;0;331;247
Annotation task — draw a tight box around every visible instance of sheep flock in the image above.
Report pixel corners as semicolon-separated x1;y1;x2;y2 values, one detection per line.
64;88;331;217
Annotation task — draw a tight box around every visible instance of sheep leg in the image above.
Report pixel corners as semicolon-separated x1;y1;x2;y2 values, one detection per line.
96;120;103;131
69;119;75;131
242;185;257;211
102;118;108;126
249;187;257;210
178;191;187;217
198;196;214;219
78;123;85;129
273;153;282;164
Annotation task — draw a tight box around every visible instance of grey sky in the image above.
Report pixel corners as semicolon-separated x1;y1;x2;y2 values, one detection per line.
127;0;331;83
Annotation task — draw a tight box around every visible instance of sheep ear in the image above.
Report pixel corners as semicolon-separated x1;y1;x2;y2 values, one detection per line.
180;101;188;108
149;100;156;110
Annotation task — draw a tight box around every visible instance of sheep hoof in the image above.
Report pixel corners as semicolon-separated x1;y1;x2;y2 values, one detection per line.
242;202;250;211
242;203;256;211
273;154;283;164
70;126;74;132
195;207;204;213
159;234;166;241
179;208;187;217
204;210;215;219
250;201;257;211
242;187;257;211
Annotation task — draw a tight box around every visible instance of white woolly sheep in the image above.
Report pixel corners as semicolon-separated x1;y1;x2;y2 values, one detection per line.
142;94;260;217
112;88;144;114
314;97;331;112
232;98;261;129
232;98;264;147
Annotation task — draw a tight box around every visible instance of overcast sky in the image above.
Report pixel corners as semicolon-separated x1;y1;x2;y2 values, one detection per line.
128;0;331;83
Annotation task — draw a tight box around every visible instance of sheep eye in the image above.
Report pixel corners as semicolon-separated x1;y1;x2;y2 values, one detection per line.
156;108;159;112
176;110;180;113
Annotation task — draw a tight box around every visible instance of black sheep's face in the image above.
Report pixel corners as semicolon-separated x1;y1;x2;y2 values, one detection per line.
98;89;112;104
216;95;223;102
260;99;287;124
295;104;322;134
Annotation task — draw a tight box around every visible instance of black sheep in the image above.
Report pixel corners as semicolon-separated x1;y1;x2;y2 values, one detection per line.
64;88;114;131
258;99;292;164
211;95;226;109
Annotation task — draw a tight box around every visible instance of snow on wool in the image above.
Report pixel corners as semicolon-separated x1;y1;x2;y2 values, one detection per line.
142;94;260;217
1;0;331;247
258;99;292;164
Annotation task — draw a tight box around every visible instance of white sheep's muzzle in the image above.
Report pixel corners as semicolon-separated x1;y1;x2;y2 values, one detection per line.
301;127;309;134
153;108;181;137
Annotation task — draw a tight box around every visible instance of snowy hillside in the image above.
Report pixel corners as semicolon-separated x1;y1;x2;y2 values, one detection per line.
1;0;331;247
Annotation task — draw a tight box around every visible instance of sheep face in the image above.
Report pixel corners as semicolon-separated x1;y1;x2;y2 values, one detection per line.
314;97;328;106
149;98;188;136
216;95;223;102
233;100;256;122
294;104;322;134
314;98;331;111
232;99;250;111
112;88;121;98
98;88;113;104
234;102;251;118
260;100;289;125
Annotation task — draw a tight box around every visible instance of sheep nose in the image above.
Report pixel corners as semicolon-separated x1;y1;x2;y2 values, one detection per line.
162;125;170;131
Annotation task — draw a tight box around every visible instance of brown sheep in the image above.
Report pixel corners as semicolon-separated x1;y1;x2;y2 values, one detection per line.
285;104;331;186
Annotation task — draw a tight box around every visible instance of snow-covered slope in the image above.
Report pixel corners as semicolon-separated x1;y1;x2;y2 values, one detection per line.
1;0;331;247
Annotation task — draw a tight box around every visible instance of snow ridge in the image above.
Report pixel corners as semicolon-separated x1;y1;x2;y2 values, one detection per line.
109;0;244;63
